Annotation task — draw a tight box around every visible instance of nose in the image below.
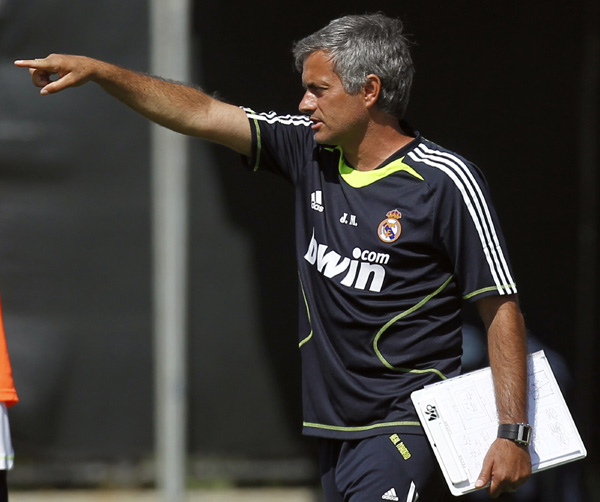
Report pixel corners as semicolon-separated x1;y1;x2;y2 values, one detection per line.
299;90;316;115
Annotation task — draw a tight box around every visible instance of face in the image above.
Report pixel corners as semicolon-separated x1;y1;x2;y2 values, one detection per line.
299;51;369;147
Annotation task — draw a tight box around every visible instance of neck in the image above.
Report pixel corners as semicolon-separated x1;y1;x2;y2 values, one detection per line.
343;116;413;171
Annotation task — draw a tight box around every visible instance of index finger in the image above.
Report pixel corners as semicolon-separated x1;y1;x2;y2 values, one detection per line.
14;58;43;68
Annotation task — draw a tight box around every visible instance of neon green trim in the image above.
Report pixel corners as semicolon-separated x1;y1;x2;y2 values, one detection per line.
299;332;313;348
298;274;313;348
332;146;424;188
463;284;518;300
372;275;455;380
252;118;261;172
303;421;421;432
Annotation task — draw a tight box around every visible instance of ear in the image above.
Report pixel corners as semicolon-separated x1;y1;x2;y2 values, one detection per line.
363;74;382;108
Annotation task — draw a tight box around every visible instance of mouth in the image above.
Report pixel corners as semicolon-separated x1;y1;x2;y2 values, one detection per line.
310;118;323;131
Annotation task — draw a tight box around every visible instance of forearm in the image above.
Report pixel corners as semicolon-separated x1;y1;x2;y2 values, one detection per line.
480;295;528;423
15;54;252;155
475;295;531;497
91;59;213;136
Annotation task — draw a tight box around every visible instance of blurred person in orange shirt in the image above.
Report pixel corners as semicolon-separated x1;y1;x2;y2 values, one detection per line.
0;297;18;502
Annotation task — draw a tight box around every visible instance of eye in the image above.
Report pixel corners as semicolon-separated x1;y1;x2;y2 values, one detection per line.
308;85;326;96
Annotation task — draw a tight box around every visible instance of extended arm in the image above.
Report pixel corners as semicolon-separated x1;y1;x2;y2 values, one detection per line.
14;54;251;156
474;294;531;498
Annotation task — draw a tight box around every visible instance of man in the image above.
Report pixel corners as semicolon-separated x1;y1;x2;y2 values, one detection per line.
15;13;531;500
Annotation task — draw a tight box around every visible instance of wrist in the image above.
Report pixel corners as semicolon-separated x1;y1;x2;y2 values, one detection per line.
497;422;532;446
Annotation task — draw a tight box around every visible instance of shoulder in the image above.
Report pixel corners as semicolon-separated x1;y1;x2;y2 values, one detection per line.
242;108;318;178
244;108;316;153
403;138;488;191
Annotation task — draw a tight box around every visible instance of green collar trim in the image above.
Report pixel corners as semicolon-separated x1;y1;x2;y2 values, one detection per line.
327;146;424;188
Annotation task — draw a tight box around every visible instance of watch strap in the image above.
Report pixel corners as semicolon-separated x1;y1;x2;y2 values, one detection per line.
497;423;532;446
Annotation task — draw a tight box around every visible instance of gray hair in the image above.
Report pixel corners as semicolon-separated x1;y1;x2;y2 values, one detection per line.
292;13;415;119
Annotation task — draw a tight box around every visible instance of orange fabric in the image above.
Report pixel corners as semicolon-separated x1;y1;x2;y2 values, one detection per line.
0;297;18;407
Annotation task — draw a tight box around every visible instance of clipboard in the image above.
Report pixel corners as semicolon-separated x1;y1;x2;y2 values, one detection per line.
410;350;586;496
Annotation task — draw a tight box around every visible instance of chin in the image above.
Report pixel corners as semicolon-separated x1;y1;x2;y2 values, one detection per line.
313;132;336;146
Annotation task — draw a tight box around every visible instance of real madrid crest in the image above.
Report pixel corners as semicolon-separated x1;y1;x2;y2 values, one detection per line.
377;209;402;243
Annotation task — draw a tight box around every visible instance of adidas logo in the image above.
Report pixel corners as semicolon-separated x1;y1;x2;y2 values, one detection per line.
382;488;399;501
311;191;324;212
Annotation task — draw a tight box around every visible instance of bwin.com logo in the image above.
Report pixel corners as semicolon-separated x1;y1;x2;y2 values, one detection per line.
425;404;439;421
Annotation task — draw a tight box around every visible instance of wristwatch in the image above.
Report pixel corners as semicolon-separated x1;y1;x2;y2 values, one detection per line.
497;423;532;446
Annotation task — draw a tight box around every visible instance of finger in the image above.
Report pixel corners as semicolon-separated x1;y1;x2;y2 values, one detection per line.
16;58;55;86
15;57;63;77
39;71;79;95
486;470;520;498
14;59;34;67
14;58;46;69
477;463;507;498
488;478;502;499
30;69;54;88
475;460;492;490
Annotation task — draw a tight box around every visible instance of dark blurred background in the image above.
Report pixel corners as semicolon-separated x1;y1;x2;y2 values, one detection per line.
0;0;597;500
